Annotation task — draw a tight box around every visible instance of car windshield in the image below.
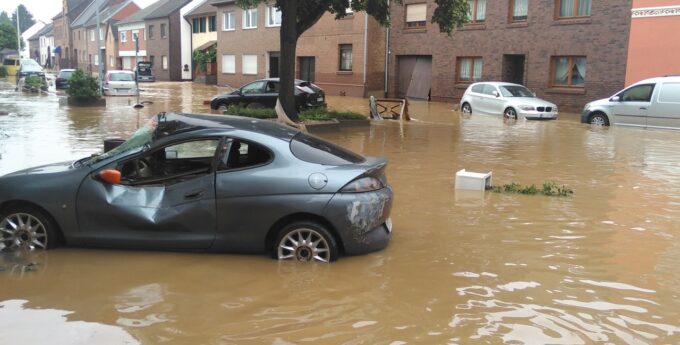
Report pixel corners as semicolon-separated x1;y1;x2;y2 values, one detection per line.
59;70;74;78
21;59;40;67
110;73;134;81
89;119;156;164
499;85;534;97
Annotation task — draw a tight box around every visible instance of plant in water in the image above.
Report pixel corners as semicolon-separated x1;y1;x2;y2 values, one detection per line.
489;181;573;197
66;69;101;100
0;66;7;77
23;75;46;91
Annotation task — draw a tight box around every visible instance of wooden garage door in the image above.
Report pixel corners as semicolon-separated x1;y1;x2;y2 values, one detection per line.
397;56;432;100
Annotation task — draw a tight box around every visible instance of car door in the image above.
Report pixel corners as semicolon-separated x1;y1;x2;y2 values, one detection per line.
239;80;267;107
610;84;654;127
75;138;221;249
646;82;680;129
262;81;279;108
467;84;485;114
477;84;498;115
484;84;505;115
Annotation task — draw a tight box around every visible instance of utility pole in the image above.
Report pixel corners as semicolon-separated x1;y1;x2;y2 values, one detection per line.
96;5;103;96
16;6;21;55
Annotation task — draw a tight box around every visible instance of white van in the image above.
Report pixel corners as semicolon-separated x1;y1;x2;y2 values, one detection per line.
581;76;680;130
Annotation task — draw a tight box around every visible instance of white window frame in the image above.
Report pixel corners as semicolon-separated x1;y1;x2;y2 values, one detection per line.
99;28;104;40
109;55;114;67
243;8;257;29
90;30;95;41
346;0;354;13
162;55;168;70
222;54;235;74
120;31;127;42
242;54;257;75
94;54;99;66
266;6;281;27
223;11;235;31
132;30;139;42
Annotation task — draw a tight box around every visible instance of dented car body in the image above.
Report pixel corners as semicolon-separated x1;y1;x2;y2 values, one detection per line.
0;113;392;262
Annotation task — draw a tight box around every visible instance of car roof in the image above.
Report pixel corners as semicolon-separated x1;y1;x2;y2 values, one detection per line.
633;76;680;85
59;69;76;72
251;78;308;84
107;70;134;74
154;112;300;142
470;81;525;87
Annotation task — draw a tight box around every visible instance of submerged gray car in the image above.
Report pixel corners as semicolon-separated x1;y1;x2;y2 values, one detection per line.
0;113;393;262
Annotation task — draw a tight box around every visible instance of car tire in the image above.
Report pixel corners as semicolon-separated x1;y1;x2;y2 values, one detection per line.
461;103;472;115
504;107;518;120
274;221;338;263
589;112;609;126
217;102;229;113
0;206;59;251
246;103;265;109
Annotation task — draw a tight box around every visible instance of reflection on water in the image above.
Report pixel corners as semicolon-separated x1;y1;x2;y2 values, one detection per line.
2;80;680;344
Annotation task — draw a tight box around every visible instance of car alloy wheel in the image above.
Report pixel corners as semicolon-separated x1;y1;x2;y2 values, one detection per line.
590;113;608;126
504;108;517;119
276;222;338;263
462;103;472;115
0;213;48;251
217;103;229;112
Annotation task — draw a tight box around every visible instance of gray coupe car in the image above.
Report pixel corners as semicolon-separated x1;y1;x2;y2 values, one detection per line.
0;113;393;262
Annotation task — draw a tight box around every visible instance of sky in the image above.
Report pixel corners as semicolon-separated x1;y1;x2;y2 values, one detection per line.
0;0;157;24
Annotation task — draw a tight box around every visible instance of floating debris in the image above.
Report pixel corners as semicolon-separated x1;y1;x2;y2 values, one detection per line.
488;181;574;197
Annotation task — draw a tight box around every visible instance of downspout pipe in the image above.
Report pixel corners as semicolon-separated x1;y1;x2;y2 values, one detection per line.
384;0;390;97
363;11;368;96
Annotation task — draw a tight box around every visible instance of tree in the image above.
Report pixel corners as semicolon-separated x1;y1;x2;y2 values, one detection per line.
11;5;35;34
236;0;469;123
0;11;11;25
0;22;19;50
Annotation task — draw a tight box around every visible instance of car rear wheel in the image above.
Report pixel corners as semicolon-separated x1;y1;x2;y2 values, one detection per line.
504;107;518;119
275;221;338;263
0;206;58;251
461;103;472;115
589;112;609;126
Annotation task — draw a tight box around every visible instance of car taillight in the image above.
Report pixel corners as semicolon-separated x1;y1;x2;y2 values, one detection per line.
341;177;384;193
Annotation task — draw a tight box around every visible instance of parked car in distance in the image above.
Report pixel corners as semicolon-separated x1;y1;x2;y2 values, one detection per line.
2;56;20;76
210;78;326;112
460;82;558;120
136;61;154;82
0;113;393;262
102;70;137;96
55;69;76;89
581;76;680;130
16;59;45;80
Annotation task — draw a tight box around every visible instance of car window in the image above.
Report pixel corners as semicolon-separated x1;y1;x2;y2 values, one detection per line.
499;85;534;97
620;84;655;102
109;73;134;82
218;139;272;170
3;58;18;66
165;140;219;159
241;81;266;94
265;81;279;93
658;83;680;103
471;84;484;93
59;70;74;78
482;84;497;96
290;132;365;165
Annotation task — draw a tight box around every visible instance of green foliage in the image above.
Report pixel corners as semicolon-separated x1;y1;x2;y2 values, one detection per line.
226;105;277;118
66;69;101;100
0;22;18;50
10;5;35;35
225;105;366;121
489;181;574;197
0;66;7;77
24;75;46;90
192;46;216;72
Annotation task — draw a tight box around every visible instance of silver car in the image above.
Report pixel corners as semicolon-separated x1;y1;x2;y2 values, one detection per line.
103;70;137;96
460;82;558;120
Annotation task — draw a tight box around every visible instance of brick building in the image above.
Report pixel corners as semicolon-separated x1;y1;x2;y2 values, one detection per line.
388;0;633;111
185;0;218;83
52;0;90;69
210;0;386;97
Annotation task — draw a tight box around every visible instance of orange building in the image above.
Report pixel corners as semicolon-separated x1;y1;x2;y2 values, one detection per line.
626;1;680;85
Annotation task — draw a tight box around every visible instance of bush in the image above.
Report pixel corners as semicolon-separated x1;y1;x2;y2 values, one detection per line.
66;69;100;100
226;105;276;119
24;75;46;90
0;66;7;77
224;105;366;122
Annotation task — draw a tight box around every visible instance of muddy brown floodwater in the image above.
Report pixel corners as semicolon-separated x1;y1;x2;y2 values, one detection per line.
1;79;680;344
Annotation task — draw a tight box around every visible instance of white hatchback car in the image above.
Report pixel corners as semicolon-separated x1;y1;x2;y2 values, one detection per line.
581;76;680;130
460;82;558;120
102;70;137;96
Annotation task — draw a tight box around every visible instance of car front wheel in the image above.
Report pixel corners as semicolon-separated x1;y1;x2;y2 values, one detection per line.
461;103;472;115
589;112;609;126
504;107;518;119
0;206;58;251
217;102;229;113
274;221;338;263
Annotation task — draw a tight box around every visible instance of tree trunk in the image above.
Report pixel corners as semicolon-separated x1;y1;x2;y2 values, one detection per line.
278;0;299;122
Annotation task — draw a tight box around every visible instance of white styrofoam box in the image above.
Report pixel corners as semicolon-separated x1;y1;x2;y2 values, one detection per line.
455;169;492;191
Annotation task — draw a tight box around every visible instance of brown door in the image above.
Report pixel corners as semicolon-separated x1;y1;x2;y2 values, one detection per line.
397;56;432;100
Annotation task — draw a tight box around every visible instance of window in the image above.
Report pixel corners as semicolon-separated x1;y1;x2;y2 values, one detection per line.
199;17;206;32
339;44;352;71
161;24;166;38
290;132;365;165
346;0;354;14
405;3;427;29
557;0;591;18
99;28;104;40
150;55;155;65
132;30;139;41
219;140;272;170
242;54;257;74
457;57;483;82
619;84;655;102
267;6;281;26
162;55;168;70
241;80;266;94
192;18;199;33
659;83;680;103
148;25;154;39
109;55;114;67
471;84;484;93
120;31;127;42
209;15;216;31
94;54;99;66
90;30;95;41
510;0;528;21
78;30;81;40
481;84;497;96
244;8;257;29
223;11;235;30
467;0;486;23
222;54;235;73
551;56;586;87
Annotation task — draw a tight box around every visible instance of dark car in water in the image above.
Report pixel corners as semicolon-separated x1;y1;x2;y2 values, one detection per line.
55;69;76;89
0;113;393;262
210;78;326;112
16;59;45;85
136;61;154;82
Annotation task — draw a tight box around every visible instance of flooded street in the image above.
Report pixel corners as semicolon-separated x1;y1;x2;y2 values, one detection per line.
2;79;680;344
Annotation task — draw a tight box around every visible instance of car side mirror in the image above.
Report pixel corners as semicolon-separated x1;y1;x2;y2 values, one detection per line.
98;169;121;184
492;90;500;98
610;96;621;102
532;92;537;97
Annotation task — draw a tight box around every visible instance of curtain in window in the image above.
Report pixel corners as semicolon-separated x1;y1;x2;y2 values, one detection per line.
467;0;474;20
513;0;528;18
476;0;486;21
572;57;586;85
473;59;483;81
459;58;470;80
560;0;574;17
341;48;353;71
578;0;591;16
553;57;569;85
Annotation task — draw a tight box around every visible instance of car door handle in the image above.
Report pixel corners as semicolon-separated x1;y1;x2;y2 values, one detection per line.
184;190;204;199
640;107;647;110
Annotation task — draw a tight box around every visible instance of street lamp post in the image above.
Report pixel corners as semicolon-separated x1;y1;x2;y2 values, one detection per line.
96;5;103;96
